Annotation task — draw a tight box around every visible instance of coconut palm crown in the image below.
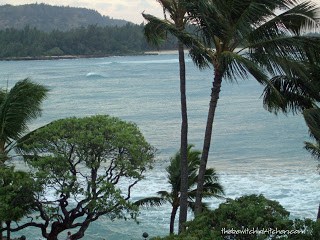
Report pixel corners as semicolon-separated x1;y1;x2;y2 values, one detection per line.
0;78;48;163
134;144;224;234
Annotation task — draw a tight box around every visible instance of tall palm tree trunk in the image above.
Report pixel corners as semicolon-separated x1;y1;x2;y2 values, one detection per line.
195;68;223;215
0;143;5;240
178;41;189;233
170;204;179;234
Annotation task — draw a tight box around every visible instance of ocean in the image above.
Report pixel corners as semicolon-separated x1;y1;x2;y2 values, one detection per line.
0;52;319;240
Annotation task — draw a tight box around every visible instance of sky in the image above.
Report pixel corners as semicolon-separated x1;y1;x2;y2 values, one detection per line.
0;0;320;24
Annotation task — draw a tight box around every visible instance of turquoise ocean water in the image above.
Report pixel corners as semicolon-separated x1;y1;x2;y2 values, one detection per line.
0;52;319;239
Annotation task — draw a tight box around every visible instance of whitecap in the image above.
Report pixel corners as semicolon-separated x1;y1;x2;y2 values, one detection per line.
86;72;104;78
117;59;184;64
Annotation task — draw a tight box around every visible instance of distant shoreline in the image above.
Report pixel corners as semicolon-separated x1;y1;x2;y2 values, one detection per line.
0;52;162;61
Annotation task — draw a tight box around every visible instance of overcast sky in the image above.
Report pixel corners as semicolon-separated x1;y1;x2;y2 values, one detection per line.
0;0;320;24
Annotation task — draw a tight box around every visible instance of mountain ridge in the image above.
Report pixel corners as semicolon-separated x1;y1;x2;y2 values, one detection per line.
0;3;130;32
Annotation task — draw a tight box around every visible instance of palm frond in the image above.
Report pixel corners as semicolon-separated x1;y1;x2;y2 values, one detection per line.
248;36;320;78
304;108;320;141
134;196;167;207
157;190;172;199
244;2;320;77
185;0;228;43
189;182;224;199
220;51;268;84
278;1;318;34
229;0;281;45
263;63;320;114
0;79;48;144
303;108;320;160
202;182;225;197
252;1;318;38
0;89;6;105
143;13;170;47
160;0;187;25
304;141;320;160
188;200;210;213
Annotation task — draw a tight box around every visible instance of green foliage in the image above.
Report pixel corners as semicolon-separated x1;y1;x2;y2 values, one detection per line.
151;195;320;240
0;167;37;222
0;78;48;163
0;24;177;58
0;79;48;141
288;219;320;240
303;107;320;160
16;115;156;239
135;145;223;234
0;3;128;32
152;0;320;215
45;47;64;56
211;194;291;240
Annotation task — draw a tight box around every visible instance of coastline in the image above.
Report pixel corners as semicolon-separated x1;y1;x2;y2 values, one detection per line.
0;52;160;61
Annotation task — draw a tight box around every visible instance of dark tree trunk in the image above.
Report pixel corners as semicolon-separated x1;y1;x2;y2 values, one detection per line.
317;203;320;221
6;221;10;240
0;221;3;240
0;145;5;240
170;204;179;234
47;222;66;240
177;41;188;233
194;68;223;215
47;231;61;240
47;234;59;240
71;220;91;240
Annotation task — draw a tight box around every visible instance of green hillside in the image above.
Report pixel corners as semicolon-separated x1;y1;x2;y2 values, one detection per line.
0;3;128;32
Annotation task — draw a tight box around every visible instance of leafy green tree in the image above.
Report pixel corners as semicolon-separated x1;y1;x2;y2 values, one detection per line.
288;218;320;240
210;194;292;240
16;115;156;240
143;1;190;232
135;145;224;234
0;167;37;240
151;195;320;240
210;194;320;240
156;0;320;214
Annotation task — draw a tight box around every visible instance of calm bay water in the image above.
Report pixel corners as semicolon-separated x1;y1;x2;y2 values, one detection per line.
0;53;319;239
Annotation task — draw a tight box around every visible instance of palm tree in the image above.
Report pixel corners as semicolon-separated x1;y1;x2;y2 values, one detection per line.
135;145;224;234
262;60;320;115
142;0;190;231
303;107;320;220
0;78;48;239
175;0;320;214
0;78;48;162
303;107;320;161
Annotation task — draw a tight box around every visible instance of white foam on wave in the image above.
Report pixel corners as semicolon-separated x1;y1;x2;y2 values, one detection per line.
211;169;319;219
115;59;192;64
85;72;105;78
98;61;113;65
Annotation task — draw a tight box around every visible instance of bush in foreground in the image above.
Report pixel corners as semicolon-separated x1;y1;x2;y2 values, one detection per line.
151;194;320;240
